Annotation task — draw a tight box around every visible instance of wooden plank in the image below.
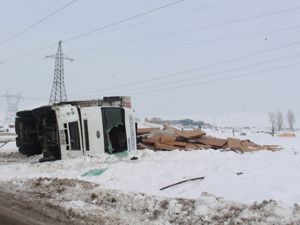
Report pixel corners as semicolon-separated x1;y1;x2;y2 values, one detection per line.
240;140;260;152
227;138;242;151
163;126;182;135
177;130;206;139
171;141;187;148
195;144;211;149
142;137;160;145
137;128;160;135
154;143;178;151
185;143;199;150
262;145;282;151
197;136;227;148
160;136;176;144
137;143;147;150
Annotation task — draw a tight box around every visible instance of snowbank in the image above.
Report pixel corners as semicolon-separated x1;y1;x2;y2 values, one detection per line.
0;128;299;207
0;128;300;225
1;178;299;225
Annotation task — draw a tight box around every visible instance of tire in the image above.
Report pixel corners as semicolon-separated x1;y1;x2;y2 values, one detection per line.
19;143;42;156
20;148;35;157
19;142;40;149
20;147;42;156
18;117;35;123
16;110;32;118
16;137;21;148
15;118;21;134
18;146;24;154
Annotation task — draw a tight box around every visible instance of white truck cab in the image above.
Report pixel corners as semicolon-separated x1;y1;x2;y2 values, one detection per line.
15;96;137;161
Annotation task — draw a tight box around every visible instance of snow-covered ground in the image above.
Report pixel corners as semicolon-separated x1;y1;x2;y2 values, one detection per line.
0;128;300;223
1;128;299;205
2;177;300;225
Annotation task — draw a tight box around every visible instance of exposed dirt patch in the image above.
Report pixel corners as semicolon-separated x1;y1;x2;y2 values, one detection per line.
0;178;300;225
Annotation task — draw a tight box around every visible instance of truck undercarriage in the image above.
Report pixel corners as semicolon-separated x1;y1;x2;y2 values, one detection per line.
16;106;60;160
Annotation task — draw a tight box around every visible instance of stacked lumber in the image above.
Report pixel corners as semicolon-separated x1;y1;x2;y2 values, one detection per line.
138;128;280;153
137;128;161;135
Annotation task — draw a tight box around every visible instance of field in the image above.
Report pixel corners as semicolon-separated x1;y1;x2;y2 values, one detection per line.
0;127;300;224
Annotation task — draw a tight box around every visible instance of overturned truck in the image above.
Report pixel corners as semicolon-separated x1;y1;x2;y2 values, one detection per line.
15;96;136;162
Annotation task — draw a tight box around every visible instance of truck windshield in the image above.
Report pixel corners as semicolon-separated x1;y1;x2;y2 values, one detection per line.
101;108;127;154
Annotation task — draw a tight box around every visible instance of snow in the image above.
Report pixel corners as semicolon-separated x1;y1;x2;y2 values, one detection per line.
0;128;300;209
138;121;163;129
2;177;298;224
0;124;300;224
0;140;17;153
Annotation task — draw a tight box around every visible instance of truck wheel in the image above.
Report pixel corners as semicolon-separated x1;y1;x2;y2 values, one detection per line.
18;116;35;123
19;143;40;149
18;145;24;154
15;118;21;134
20;148;42;157
16;110;32;117
19;143;42;156
16;137;21;147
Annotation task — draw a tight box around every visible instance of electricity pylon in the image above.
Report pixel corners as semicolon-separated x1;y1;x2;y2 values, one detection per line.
46;40;74;104
4;92;22;125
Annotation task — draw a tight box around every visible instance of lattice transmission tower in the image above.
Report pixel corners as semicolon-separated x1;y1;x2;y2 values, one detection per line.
4;92;22;124
46;40;74;104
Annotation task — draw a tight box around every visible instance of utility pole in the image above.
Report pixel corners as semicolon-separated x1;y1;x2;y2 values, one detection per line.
46;40;74;104
4;92;22;125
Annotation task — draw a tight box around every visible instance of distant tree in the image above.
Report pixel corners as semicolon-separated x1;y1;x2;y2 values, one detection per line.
149;117;163;124
268;112;276;130
194;121;205;126
276;111;284;131
286;110;296;130
179;119;194;126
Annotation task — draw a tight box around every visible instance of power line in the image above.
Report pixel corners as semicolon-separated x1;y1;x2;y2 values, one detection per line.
0;0;78;47
24;0;64;21
6;22;299;64
0;0;184;64
38;0;64;15
11;0;63;28
151;0;239;20
22;96;48;101
0;95;48;101
13;54;300;101
1;43;57;64
63;0;185;43
2;2;300;64
131;5;300;40
74;26;300;60
69;24;300;55
69;40;300;96
68;0;240;53
75;3;300;44
95;52;300;94
129;62;300;95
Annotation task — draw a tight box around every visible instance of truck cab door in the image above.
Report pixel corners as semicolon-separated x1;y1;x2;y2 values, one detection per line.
54;105;83;159
80;107;105;156
124;108;137;152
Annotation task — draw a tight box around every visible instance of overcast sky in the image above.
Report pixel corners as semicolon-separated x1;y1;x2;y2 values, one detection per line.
0;0;299;125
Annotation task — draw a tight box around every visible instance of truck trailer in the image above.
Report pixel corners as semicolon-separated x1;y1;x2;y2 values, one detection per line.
15;96;137;162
